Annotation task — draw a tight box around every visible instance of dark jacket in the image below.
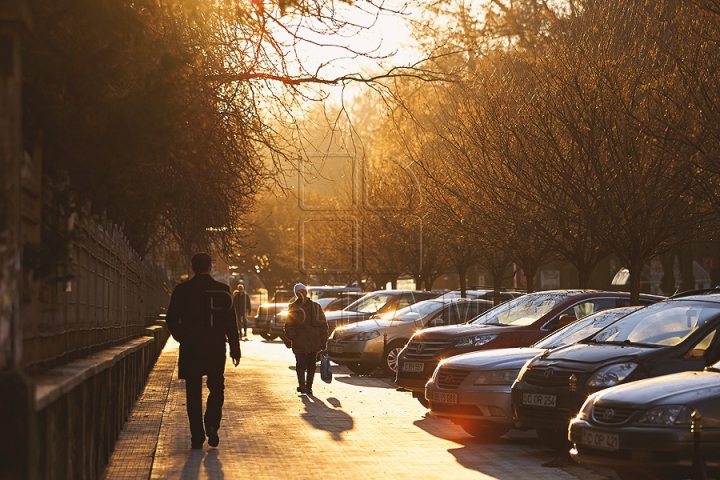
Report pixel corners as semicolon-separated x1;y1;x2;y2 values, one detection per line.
166;274;241;379
283;297;329;354
233;292;252;318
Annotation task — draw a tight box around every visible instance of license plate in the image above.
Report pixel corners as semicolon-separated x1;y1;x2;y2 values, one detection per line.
433;391;457;403
402;362;424;372
522;393;557;407
581;428;619;451
329;346;343;353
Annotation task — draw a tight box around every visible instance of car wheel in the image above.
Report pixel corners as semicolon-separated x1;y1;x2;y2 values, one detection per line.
536;428;571;452
458;420;510;440
381;340;407;375
260;332;276;340
346;362;376;375
412;391;430;408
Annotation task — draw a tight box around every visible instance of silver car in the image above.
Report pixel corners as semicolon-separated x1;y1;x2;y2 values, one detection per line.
425;306;640;439
328;298;492;375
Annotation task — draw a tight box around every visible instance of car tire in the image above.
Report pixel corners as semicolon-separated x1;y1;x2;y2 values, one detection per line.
458;420;510;440
536;428;571;452
381;340;407;375
260;332;277;341
346;362;376;375
412;391;430;408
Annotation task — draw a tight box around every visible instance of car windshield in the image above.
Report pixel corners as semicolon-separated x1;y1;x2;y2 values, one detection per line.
534;307;638;349
470;292;577;327
346;292;395;313
382;300;446;323
591;300;720;347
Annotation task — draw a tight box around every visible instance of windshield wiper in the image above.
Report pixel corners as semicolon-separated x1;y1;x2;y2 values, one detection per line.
593;339;661;348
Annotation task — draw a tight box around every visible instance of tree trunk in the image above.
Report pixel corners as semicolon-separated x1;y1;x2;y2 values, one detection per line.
679;247;695;293
577;266;592;289
659;251;676;295
458;266;468;298
628;262;643;305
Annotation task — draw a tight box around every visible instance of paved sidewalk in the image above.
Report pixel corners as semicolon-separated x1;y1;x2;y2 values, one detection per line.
104;337;619;480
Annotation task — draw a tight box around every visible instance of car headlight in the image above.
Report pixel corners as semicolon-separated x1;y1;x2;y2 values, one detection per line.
586;363;638;387
473;368;521;385
455;334;497;348
577;393;599;420
638;405;693;426
350;331;381;341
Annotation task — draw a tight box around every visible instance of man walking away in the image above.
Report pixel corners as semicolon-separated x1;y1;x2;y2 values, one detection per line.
283;283;329;395
166;253;241;449
234;284;252;338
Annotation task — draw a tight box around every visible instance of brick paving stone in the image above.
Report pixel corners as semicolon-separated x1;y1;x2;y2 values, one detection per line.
105;337;620;480
102;340;179;480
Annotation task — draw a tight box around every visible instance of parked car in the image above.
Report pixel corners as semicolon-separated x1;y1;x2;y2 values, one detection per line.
435;288;524;304
268;286;363;338
511;289;720;451
425;306;641;439
569;362;720;479
327;298;493;375
311;292;365;313
324;290;440;332
253;289;295;340
396;290;663;406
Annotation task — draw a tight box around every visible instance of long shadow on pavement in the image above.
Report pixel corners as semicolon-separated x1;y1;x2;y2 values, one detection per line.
300;395;354;441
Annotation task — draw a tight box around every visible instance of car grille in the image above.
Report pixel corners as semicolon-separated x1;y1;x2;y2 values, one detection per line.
591;405;637;425
404;340;454;359
431;403;483;416
524;367;585;387
516;404;574;424
436;367;471;389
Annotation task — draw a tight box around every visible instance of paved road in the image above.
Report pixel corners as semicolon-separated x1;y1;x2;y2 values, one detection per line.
104;336;620;480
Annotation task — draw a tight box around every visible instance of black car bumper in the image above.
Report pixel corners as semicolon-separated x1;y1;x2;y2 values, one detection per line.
569;418;720;476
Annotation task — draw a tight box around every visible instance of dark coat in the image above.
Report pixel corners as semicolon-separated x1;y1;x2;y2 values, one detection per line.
166;274;241;379
283;297;329;354
233;292;252;318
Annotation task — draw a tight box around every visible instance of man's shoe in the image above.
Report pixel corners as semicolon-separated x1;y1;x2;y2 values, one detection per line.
306;389;313;395
207;427;219;447
297;386;306;394
191;442;203;450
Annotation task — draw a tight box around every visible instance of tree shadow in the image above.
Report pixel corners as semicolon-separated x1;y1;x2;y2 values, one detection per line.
300;395;354;441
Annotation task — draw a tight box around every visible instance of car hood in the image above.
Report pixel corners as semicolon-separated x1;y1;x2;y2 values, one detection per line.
325;310;370;321
596;370;720;406
259;302;289;309
334;319;415;333
417;323;510;339
443;347;544;370
534;343;651;368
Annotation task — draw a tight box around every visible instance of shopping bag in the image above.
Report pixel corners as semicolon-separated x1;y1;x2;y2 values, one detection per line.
320;354;333;383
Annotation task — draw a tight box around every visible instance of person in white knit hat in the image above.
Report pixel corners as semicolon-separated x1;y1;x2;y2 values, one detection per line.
283;283;329;395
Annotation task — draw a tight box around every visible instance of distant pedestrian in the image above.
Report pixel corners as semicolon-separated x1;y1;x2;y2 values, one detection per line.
233;284;252;338
166;253;241;450
283;283;329;395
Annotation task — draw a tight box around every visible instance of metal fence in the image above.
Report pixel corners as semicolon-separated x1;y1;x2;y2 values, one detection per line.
21;211;169;374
